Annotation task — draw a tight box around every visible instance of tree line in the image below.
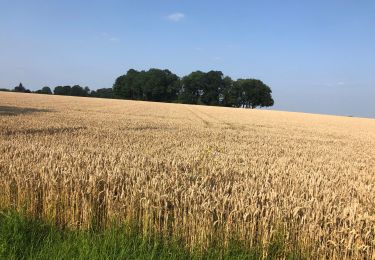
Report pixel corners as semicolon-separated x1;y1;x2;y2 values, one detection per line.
113;69;274;108
1;69;274;108
1;83;113;99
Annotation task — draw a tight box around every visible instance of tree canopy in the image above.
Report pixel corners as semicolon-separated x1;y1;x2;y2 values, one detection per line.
179;70;232;106
35;86;52;94
223;79;274;108
53;85;90;96
113;69;180;102
113;69;274;108
91;88;114;99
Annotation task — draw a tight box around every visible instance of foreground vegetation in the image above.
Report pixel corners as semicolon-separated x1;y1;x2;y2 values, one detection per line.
0;211;304;259
1;92;375;258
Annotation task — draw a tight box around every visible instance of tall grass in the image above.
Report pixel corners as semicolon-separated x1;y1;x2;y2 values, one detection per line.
0;211;303;259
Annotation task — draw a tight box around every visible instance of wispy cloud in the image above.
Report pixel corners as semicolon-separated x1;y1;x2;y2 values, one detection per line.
109;37;119;42
166;12;185;22
101;33;119;43
325;81;347;87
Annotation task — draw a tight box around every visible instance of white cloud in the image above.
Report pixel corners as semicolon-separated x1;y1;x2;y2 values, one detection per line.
166;12;185;22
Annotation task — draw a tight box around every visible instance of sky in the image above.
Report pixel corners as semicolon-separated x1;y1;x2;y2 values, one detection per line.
0;0;374;118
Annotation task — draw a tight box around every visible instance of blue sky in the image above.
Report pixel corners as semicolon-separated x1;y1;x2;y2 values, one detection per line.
1;0;374;118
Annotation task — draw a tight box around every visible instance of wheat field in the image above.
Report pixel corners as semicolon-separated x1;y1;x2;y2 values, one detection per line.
1;91;375;258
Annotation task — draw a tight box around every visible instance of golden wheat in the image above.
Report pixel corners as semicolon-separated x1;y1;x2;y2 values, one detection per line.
1;92;375;258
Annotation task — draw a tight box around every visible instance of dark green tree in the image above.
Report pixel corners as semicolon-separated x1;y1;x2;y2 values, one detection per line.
180;71;226;105
201;71;225;105
54;85;71;95
113;69;179;102
70;85;86;96
40;86;52;94
84;87;91;96
220;76;235;106
113;69;141;99
63;86;72;95
145;69;180;102
233;79;274;108
91;88;114;98
179;71;205;104
53;86;63;95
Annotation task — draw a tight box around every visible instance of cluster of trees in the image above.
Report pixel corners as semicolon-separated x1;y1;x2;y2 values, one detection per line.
53;85;114;98
113;69;180;102
0;83;51;95
2;69;274;109
90;88;114;98
48;85;114;98
35;86;52;94
1;83;114;99
53;85;90;96
113;69;274;108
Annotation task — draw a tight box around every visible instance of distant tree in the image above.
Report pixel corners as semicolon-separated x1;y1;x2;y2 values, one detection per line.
179;71;226;105
63;86;72;95
220;76;235;106
84;86;91;96
40;86;52;94
232;79;274;108
145;69;180;102
0;88;10;92
53;86;63;95
54;85;71;95
179;71;205;104
201;71;225;105
91;88;114;98
34;86;52;94
53;85;90;96
70;85;86;96
113;69;141;99
113;69;180;102
253;82;274;108
42;86;52;94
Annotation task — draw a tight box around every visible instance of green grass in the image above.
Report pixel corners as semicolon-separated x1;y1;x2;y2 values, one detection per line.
0;211;304;259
